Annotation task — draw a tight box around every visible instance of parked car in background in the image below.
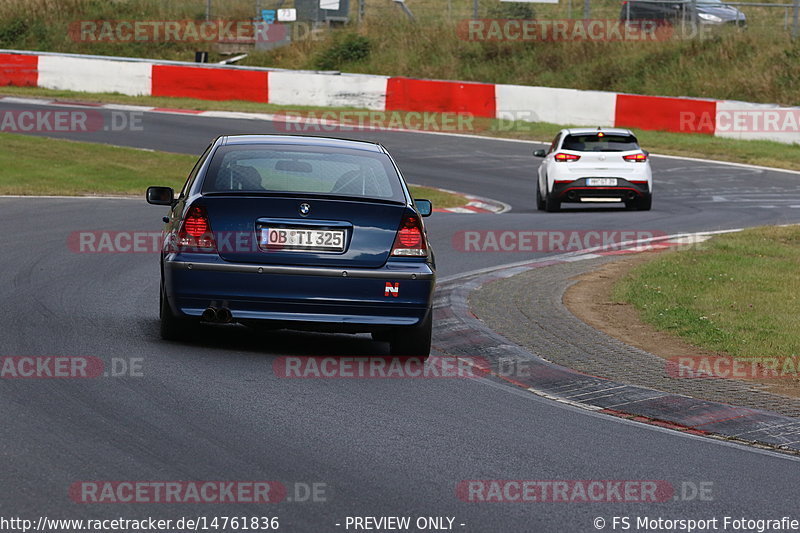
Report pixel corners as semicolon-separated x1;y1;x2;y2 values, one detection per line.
620;0;746;27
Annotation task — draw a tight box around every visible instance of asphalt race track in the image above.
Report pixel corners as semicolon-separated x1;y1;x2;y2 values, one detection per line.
2;100;800;531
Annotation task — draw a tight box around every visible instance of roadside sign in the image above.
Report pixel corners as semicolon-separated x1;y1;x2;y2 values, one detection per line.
261;9;277;23
277;8;297;21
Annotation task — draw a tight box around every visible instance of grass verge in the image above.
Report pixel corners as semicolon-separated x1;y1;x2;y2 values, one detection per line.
3;87;800;171
0;131;466;207
613;225;800;360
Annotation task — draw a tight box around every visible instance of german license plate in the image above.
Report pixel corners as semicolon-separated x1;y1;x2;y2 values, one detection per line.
260;228;345;251
587;178;617;186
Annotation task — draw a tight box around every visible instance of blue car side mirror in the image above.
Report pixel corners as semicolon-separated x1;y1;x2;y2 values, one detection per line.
146;186;175;206
415;199;433;217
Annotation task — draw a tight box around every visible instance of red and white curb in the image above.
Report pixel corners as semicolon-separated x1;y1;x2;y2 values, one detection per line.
433;227;800;455
580;234;714;257
428;191;510;215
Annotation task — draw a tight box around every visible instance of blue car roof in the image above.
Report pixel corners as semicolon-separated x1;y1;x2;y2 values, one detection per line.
220;135;384;153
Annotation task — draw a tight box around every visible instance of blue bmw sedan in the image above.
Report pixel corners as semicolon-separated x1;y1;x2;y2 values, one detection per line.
147;135;435;356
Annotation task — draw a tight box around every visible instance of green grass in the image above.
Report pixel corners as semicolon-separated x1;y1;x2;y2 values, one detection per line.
4;86;800;171
409;185;464;208
1;0;799;105
0;131;466;207
0;133;195;195
0;86;369;115
613;226;800;359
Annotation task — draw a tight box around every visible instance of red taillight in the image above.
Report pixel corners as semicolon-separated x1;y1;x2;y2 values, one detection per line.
184;212;209;237
178;205;215;250
623;153;648;162
391;214;427;257
554;153;581;162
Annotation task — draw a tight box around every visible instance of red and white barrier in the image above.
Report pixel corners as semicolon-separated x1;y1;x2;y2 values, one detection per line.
496;84;616;127
614;93;717;134
713;100;800;144
1;49;799;144
38;55;152;96
0;53;37;86
386;77;496;118
151;64;267;101
269;71;388;110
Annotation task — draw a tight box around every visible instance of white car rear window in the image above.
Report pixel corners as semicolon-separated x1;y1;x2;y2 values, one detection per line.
562;134;640;152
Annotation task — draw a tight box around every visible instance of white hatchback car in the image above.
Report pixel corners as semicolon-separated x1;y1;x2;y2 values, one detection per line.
534;128;653;212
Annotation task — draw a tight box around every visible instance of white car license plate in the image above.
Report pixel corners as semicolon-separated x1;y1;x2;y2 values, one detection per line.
260;228;345;251
587;178;617;186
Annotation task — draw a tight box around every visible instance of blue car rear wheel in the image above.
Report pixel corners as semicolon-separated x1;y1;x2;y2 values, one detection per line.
390;311;432;357
160;281;191;341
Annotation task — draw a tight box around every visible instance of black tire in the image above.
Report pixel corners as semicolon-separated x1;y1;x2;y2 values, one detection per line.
636;195;652;211
536;181;546;211
545;191;561;212
390;311;432;357
160;282;190;341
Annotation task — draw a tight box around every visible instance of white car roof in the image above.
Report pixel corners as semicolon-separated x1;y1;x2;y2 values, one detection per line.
562;127;634;136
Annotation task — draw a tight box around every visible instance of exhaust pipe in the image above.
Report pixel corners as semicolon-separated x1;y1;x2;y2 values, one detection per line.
627;191;637;201
201;306;233;323
217;307;233;323
567;191;577;201
201;307;219;322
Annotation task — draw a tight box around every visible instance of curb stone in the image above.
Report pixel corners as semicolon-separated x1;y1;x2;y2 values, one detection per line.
433;229;800;454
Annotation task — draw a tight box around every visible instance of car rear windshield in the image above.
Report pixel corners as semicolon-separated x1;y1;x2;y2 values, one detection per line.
561;133;640;152
202;144;406;202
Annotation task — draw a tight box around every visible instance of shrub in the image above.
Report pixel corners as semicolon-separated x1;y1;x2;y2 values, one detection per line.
314;32;371;70
487;2;536;19
0;17;29;45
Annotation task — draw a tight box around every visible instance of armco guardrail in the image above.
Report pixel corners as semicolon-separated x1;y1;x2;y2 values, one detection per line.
0;49;798;144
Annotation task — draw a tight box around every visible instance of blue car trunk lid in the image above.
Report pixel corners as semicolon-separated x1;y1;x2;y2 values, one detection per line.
200;196;406;268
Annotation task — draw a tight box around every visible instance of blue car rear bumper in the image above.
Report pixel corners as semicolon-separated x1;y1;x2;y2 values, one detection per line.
163;253;435;328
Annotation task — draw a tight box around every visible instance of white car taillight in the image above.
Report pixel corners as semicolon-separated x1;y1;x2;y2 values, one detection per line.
623;153;648;162
554;153;581;162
